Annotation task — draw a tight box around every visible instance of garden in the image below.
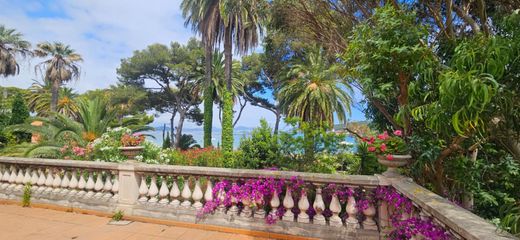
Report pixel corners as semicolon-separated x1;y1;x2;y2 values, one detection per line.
0;0;519;238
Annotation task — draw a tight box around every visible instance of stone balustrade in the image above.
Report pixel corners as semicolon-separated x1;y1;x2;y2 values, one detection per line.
0;157;515;240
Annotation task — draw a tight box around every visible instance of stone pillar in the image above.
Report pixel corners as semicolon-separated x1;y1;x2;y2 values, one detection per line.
117;161;140;214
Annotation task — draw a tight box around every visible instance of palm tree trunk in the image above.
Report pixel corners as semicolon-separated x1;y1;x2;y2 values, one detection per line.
274;110;281;135
50;80;60;112
203;43;213;148
221;25;234;153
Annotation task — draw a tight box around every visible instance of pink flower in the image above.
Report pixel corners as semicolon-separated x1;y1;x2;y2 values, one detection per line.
368;146;376;152
369;137;375;144
393;130;402;136
380;143;387;152
377;131;389;140
386;154;394;160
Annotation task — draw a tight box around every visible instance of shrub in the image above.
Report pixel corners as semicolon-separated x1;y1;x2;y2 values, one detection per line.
238;119;280;169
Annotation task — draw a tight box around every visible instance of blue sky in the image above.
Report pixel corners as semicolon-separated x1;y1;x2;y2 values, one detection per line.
0;0;366;129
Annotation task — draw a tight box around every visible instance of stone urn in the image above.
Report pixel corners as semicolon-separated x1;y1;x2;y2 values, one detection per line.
118;146;144;160
377;154;412;177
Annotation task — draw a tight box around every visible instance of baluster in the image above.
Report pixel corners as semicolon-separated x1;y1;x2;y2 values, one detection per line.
282;187;295;221
313;186;326;225
378;198;390;233
362;202;377;230
14;168;24;191
217;179;226;213
242;201;253;218
102;173;113;199
52;170;62;194
0;166;10;189
77;171;87;197
43;170;54;194
30;169;39;191
297;189;310;223
36;169;47;193
346;195;360;229
227;181;239;215
111;175;119;201
270;190;280;220
181;177;192;208
138;175;149;203
329;192;343;227
68;170;79;197
84;171;95;198
158;176;170;204
93;172;104;198
60;170;70;195
148;175;159;203
254;198;266;220
192;178;203;209
0;165;3;183
7;167;17;192
169;176;180;207
204;179;213;203
22;168;31;185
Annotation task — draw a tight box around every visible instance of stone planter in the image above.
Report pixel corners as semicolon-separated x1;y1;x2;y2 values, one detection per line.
377;154;412;177
118;146;144;160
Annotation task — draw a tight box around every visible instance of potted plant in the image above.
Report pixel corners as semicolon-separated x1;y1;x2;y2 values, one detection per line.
118;133;145;160
363;130;411;177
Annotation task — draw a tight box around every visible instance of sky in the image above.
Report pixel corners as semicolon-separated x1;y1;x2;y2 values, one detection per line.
0;0;366;130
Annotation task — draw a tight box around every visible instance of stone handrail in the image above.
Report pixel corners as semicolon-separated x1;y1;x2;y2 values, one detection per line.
392;177;515;240
0;157;516;240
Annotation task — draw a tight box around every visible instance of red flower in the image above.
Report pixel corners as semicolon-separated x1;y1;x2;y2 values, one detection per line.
380;143;387;152
369;137;375;144
368;146;376;152
386;154;394;160
393;130;402;136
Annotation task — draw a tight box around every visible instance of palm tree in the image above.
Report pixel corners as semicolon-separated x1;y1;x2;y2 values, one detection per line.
26;80;78;118
35;42;82;112
279;47;352;126
0;25;31;77
279;47;352;160
182;0;223;148
219;0;265;153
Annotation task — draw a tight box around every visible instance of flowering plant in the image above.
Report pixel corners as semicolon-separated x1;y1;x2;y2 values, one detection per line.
362;130;408;160
120;133;145;147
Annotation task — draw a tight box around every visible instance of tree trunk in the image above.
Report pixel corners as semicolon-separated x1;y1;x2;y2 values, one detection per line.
174;110;186;149
203;43;213;148
170;112;176;148
221;25;234;153
50;80;60;112
273;111;281;135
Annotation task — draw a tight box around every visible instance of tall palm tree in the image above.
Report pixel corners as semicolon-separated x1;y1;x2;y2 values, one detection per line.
219;0;265;153
279;47;352;127
0;25;31;77
182;0;223;148
35;42;82;112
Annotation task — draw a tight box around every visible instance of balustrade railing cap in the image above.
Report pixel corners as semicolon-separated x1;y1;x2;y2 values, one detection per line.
0;157;119;171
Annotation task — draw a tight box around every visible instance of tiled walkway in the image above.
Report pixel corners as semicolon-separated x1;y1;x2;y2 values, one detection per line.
0;204;270;240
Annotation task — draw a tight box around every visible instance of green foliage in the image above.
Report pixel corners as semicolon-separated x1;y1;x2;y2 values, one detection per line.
499;203;520;236
22;182;31;207
112;210;124;221
221;91;233;154
0;24;31;77
203;84;213;147
355;142;385;175
162;134;171;149
178;134;199;150
238;119;280;169
9;93;29;125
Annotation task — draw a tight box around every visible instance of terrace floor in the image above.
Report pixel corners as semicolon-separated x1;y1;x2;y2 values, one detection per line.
0;204;271;240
